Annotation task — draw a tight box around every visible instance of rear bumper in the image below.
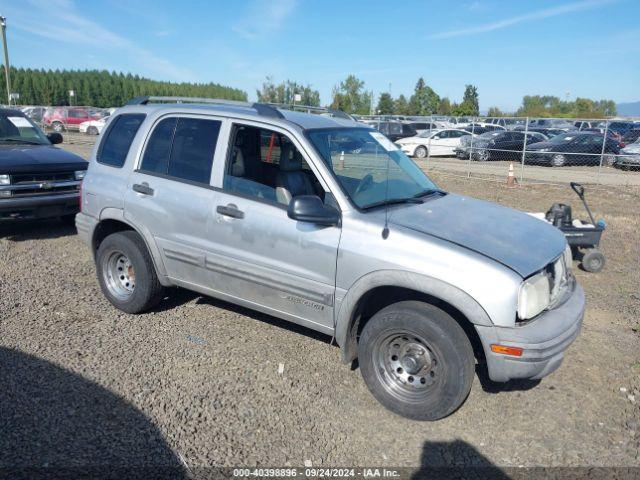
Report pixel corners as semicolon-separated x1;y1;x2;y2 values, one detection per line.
475;284;585;382
0;192;80;220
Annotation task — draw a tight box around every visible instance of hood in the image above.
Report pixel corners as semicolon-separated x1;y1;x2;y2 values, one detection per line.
0;145;87;173
396;136;423;144
622;143;640;154
390;193;566;277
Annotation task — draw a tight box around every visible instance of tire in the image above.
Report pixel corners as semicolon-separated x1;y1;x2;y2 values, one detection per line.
52;121;64;132
414;146;428;159
550;154;566;167
358;301;475;421
96;231;165;313
603;154;615;166
581;249;605;273
87;126;99;135
475;149;489;161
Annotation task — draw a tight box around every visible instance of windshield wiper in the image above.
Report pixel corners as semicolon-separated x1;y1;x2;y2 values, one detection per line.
361;197;424;210
412;188;443;198
0;138;44;145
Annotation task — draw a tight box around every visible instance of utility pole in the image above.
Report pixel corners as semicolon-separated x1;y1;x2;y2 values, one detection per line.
0;16;11;106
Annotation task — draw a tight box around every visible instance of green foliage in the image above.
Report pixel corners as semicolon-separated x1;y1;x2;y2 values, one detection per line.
487;106;503;117
376;92;394;115
409;77;440;115
516;95;616;118
331;75;372;115
1;66;246;107
462;84;479;115
437;97;452;115
256;76;320;106
394;94;410;115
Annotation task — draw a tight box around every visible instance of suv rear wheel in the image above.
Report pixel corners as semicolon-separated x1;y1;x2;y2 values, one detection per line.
51;121;64;132
96;231;164;313
358;301;474;421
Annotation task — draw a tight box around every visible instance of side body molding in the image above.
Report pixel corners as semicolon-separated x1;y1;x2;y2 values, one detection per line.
335;270;493;363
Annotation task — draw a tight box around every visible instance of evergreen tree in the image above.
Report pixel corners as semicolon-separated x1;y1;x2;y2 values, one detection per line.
376;92;394;115
409;77;440;115
461;85;480;115
393;94;410;115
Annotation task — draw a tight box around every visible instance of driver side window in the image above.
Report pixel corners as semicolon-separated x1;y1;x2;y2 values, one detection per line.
223;124;324;206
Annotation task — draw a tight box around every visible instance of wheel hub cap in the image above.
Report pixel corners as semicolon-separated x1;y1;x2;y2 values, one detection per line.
103;251;136;300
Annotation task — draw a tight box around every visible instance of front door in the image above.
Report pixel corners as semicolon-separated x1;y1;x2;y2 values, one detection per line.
206;122;341;333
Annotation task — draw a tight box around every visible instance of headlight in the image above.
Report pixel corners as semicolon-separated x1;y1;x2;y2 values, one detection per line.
74;170;86;181
517;272;550;320
0;174;9;185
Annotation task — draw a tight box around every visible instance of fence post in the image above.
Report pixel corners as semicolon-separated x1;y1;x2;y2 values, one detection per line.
426;114;433;169
467;117;476;178
596;119;609;184
520;117;529;183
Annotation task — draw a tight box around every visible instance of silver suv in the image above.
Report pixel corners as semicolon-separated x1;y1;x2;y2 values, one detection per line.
77;96;584;420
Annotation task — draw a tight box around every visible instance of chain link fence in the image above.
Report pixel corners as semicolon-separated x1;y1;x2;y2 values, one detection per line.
358;115;640;187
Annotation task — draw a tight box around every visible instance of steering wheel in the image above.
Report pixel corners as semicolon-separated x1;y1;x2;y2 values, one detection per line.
353;174;374;199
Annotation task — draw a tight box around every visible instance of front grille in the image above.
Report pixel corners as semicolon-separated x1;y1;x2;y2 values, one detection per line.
11;172;75;184
3;171;80;198
546;254;573;309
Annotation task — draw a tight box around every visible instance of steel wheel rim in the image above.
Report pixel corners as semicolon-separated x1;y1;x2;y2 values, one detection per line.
415;147;427;158
102;251;136;300
373;329;441;404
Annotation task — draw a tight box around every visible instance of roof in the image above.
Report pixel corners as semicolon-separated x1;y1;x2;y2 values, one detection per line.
0;108;26;117
118;97;366;132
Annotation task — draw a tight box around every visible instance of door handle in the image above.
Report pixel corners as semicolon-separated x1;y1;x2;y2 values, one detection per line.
132;183;154;196
216;204;244;219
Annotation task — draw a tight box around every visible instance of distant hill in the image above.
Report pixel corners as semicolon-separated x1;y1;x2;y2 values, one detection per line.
616;101;640;117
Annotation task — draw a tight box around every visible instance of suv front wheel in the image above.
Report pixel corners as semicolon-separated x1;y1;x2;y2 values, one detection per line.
96;231;165;313
358;301;474;421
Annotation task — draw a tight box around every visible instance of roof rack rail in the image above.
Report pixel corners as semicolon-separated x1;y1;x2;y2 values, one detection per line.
125;96;285;119
263;102;355;121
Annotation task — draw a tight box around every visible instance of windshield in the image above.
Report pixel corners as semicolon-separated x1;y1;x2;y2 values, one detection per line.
0;114;50;145
307;128;438;209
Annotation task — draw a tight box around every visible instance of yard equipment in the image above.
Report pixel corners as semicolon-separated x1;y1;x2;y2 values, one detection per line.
545;182;606;273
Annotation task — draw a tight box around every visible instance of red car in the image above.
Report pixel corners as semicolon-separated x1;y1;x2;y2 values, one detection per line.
43;107;104;132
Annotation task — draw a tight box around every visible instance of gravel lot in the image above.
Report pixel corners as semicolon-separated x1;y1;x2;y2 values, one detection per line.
0;136;638;474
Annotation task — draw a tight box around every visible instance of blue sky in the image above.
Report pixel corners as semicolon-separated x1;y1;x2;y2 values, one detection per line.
0;0;638;111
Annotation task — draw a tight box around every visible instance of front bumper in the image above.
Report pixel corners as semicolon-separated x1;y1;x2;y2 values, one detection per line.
0;192;80;220
616;154;640;167
475;284;585;382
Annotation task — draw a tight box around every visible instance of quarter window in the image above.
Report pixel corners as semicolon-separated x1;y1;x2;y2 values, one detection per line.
97;114;146;168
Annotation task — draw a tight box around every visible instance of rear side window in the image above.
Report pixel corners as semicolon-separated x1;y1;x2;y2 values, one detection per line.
140;117;221;185
97;114;146;167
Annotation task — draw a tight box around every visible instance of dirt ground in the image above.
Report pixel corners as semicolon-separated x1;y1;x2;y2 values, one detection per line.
0;137;638;474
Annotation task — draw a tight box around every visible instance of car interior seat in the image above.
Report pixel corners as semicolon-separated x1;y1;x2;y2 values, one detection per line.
275;142;314;205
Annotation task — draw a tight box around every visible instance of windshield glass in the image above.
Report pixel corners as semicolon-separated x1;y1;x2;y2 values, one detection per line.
0;114;50;145
548;134;576;144
307;128;438;209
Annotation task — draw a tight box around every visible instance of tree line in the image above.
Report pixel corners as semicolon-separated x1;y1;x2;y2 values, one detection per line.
0;66;617;118
0;67;247;107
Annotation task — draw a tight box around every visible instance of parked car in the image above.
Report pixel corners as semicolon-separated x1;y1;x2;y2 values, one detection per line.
396;128;470;158
468;122;505;131
77;96;583;421
622;128;640;145
43;106;105;132
615;138;640;170
574;120;605;131
375;121;417;142
0;108;87;221
407;121;448;134
20;106;47;124
471;131;548;161
526;132;620;167
607;121;639;138
79;117;108;135
528;119;575;130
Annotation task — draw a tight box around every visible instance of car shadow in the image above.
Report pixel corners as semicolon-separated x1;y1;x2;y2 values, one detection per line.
475;363;541;393
151;287;334;346
0;346;187;479
412;439;510;479
0;218;77;242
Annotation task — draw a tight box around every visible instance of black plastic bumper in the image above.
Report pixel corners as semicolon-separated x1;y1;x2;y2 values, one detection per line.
0;192;80;220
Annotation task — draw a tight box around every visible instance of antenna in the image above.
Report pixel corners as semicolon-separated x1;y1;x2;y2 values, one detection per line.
381;148;391;239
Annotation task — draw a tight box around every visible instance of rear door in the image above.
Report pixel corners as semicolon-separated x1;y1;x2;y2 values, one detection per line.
124;114;226;286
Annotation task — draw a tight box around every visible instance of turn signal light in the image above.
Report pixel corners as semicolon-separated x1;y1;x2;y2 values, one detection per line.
490;344;523;357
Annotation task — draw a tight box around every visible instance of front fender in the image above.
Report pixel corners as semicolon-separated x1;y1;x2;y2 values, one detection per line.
335;269;493;363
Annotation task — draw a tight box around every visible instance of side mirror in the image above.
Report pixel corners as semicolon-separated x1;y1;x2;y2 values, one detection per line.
287;195;340;226
47;133;63;145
